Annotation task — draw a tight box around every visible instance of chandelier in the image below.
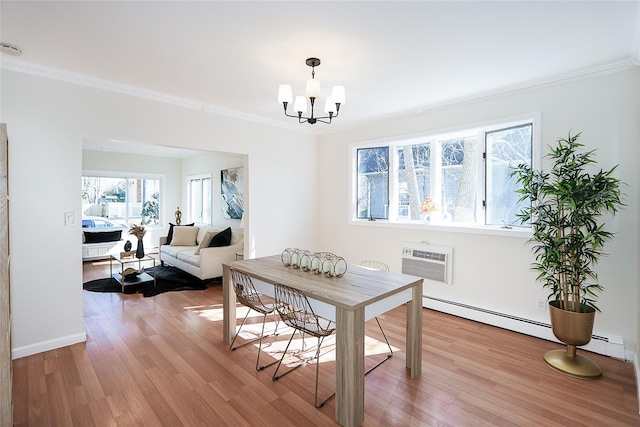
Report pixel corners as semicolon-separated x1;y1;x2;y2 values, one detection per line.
278;58;345;125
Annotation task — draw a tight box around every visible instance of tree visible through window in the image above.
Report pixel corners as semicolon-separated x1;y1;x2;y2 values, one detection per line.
354;119;533;228
485;124;533;226
357;147;389;219
396;136;478;222
81;176;161;225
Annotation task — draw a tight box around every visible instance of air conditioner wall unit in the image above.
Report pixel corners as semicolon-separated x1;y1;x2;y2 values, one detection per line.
401;242;453;284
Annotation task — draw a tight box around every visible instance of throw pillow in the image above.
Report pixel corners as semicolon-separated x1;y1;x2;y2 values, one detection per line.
194;230;216;255
166;222;194;245
169;226;200;246
208;227;232;247
83;230;122;243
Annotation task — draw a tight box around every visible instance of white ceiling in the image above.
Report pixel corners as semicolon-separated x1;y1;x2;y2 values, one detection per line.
1;1;639;139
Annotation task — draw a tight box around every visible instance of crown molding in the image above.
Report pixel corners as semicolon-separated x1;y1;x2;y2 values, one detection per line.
1;56;636;137
342;58;638;133
0;56;313;134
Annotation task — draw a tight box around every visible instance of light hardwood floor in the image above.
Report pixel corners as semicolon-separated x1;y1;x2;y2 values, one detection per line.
12;259;640;426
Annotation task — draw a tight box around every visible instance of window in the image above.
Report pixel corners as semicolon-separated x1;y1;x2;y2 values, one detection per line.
353;118;534;229
187;175;212;225
82;175;161;225
357;147;389;219
485;124;533;226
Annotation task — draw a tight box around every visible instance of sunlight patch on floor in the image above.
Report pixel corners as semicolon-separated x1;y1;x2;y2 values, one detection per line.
190;304;266;322
246;331;399;366
187;305;400;365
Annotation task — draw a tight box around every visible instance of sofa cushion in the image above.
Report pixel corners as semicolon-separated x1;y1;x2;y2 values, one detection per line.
209;227;232;247
170;226;200;246
160;244;190;258
176;250;201;267
167;222;194;245
194;230;216;255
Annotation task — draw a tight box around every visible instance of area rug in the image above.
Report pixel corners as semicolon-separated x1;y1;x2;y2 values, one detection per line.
83;265;220;297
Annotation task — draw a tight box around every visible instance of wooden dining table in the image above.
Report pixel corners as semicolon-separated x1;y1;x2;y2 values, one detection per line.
222;255;423;427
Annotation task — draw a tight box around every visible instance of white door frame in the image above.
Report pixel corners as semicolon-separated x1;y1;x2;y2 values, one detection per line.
1;123;13;426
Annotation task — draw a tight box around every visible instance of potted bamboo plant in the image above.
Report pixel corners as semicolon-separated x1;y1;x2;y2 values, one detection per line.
511;131;623;378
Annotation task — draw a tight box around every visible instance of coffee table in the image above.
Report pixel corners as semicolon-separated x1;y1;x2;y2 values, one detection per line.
110;254;156;292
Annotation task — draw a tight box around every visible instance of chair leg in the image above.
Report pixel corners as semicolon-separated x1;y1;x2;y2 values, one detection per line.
256;311;281;371
273;328;323;379
232;308;282;371
314;336;336;408
364;316;393;376
273;332;336;407
230;308;261;351
272;332;304;380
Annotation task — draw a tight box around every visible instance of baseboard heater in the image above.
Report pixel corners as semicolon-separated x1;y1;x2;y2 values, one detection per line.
423;295;626;360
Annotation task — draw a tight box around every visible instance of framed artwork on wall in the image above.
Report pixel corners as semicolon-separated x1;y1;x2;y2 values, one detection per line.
221;167;244;219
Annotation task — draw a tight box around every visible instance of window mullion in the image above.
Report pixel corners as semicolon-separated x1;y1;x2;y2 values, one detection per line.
432;140;442;210
389;145;399;222
480;131;488;225
126;178;133;224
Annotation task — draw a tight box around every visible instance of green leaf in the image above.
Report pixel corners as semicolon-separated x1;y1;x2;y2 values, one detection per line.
509;131;623;312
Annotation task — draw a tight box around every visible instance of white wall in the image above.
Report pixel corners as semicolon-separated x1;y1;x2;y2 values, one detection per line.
180;151;245;231
317;67;640;353
2;70;317;357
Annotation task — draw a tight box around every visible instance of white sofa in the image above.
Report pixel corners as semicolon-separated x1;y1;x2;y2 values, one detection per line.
159;225;243;280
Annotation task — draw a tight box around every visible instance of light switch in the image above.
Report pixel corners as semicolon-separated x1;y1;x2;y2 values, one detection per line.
65;212;75;226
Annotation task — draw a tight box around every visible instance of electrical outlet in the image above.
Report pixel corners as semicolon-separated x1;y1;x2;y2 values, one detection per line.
536;297;546;312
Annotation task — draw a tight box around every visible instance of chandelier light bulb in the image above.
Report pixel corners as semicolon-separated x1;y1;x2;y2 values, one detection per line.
293;96;308;114
278;84;293;104
331;85;346;106
305;78;321;99
324;97;336;115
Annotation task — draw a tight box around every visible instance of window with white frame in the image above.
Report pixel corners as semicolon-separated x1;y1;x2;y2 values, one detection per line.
353;118;534;228
187;174;212;225
81;174;161;226
357;147;389;220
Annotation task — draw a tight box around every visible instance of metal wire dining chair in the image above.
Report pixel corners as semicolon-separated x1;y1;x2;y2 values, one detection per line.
359;260;394;374
230;270;280;371
272;283;336;408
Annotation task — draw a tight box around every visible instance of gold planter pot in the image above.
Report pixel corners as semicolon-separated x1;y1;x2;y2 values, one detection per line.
544;300;602;378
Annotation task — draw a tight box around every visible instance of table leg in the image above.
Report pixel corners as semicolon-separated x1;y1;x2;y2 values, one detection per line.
335;306;365;427
222;264;236;345
406;280;423;377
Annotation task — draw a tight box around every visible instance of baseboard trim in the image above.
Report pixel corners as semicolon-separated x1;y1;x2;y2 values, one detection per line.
423;296;625;359
12;332;87;360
